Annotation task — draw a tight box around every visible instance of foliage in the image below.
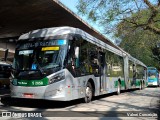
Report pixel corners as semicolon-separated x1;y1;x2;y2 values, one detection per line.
120;31;158;66
77;0;160;34
151;45;160;66
117;21;160;68
115;7;160;68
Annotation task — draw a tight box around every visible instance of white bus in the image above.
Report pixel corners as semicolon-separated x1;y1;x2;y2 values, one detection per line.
10;27;147;103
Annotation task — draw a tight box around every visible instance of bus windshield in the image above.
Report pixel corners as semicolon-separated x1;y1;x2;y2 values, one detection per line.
13;39;68;79
15;47;61;70
148;71;157;77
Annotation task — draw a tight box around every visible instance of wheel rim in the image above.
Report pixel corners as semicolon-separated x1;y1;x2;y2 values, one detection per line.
84;82;93;103
86;86;92;99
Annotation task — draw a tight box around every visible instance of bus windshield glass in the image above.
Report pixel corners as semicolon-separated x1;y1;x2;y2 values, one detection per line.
148;71;157;77
15;47;61;70
13;39;68;72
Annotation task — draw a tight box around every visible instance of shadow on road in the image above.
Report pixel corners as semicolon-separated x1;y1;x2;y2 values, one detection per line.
0;87;159;119
92;88;139;101
1;96;86;109
0;88;139;109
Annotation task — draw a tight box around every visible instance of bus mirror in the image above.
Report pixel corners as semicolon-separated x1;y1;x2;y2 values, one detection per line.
75;47;79;59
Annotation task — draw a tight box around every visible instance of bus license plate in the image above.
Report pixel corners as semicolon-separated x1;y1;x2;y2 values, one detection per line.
23;93;34;98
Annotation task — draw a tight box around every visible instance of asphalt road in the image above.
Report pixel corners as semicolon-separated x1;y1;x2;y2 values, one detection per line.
0;87;159;120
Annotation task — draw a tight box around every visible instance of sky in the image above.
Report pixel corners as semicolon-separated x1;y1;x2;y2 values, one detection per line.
60;0;78;12
59;0;113;41
59;0;101;30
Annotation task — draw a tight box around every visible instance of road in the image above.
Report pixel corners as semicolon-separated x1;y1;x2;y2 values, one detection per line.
0;87;159;120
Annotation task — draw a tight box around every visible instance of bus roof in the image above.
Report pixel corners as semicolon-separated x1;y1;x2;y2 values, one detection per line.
128;55;147;67
147;67;157;70
18;26;147;68
18;26;125;57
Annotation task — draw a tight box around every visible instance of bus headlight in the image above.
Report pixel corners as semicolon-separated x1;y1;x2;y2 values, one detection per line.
49;72;65;84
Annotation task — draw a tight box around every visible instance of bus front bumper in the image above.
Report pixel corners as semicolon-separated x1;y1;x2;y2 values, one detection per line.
10;84;67;101
148;82;158;86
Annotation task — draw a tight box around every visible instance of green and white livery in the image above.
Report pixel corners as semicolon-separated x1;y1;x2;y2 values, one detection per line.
11;27;147;102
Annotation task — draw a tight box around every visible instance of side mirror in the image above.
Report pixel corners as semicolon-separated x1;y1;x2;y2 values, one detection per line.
74;47;79;59
4;49;9;61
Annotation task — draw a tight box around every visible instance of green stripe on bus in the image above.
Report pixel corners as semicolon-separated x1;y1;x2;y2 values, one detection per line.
128;79;141;86
114;80;125;88
16;77;48;86
135;79;141;86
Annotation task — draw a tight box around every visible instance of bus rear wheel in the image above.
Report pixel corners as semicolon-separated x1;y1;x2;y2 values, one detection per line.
84;82;93;103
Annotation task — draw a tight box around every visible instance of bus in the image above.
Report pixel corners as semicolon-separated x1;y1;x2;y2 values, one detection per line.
10;27;147;103
147;67;160;87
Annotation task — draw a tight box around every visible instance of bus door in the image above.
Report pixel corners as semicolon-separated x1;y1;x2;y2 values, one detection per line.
99;52;106;92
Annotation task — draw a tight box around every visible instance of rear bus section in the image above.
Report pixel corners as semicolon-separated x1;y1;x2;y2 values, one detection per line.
127;57;147;90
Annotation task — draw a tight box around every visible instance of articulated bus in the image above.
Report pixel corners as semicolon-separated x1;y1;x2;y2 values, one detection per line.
147;67;160;87
10;27;147;102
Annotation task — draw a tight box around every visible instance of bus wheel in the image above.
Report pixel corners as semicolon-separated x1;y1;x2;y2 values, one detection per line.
117;81;121;95
84;82;93;103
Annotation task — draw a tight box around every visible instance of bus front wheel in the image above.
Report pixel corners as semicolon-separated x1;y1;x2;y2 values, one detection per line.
84;82;93;103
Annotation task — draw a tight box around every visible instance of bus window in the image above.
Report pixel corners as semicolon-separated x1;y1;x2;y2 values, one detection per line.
80;39;89;74
105;50;124;77
88;43;99;76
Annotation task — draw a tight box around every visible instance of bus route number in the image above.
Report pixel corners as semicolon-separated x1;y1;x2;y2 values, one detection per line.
35;81;43;85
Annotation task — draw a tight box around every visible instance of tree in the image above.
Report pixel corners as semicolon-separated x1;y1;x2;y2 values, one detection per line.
77;0;160;35
116;16;160;68
77;0;160;68
115;7;160;68
151;45;160;66
118;29;159;67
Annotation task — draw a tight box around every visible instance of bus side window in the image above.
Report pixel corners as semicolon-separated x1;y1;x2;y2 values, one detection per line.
66;39;82;77
88;45;99;75
79;39;89;75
